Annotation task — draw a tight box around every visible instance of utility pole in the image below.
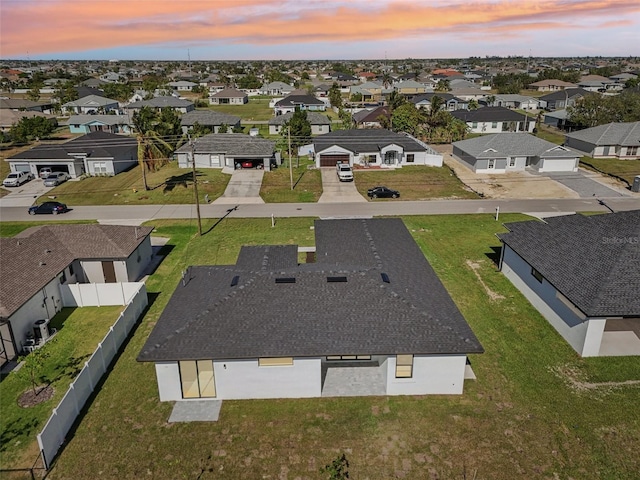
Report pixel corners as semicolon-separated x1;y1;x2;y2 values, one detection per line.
288;125;293;190
189;135;202;236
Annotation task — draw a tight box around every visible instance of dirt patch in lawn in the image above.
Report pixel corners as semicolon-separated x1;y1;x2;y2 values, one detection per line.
466;260;505;301
551;365;640;394
18;385;54;408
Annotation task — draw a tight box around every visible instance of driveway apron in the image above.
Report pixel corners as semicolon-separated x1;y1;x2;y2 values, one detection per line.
0;178;55;207
543;170;628;198
318;167;367;203
213;169;265;204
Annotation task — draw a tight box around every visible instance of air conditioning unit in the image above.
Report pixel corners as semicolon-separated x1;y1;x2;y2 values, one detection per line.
33;319;50;343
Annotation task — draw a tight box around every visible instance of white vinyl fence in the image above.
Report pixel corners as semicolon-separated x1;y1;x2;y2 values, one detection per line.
37;282;148;469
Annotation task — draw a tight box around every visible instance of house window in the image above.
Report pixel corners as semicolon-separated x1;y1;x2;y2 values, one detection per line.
627;146;638;156
472;122;478;129
395;354;413;378
531;267;544;283
367;154;377;164
508;158;516;167
491;122;498;129
326;355;371;361
406;154;415;163
179;360;216;398
488;159;495;169
258;357;293;367
68;263;74;276
59;271;67;284
94;162;107;174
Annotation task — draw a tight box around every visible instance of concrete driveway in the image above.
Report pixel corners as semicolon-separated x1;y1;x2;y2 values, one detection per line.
318;168;367;203
0;178;55;207
542;170;629;198
213;168;265;204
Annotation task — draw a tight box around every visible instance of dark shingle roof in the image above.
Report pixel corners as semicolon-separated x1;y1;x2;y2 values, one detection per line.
138;218;483;362
538;88;589;102
451;106;530;123
127;96;194;108
7;131;137;161
0;225;153;319
312;129;428;154
275;95;325;108
498;211;640;317
175;133;275;157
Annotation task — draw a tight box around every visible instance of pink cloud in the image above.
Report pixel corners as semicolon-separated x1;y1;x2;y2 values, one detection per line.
1;0;638;56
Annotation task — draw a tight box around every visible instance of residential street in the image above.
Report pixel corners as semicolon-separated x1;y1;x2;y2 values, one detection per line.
1;197;638;225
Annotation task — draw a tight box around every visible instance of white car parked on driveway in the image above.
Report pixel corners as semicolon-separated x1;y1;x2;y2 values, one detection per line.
3;171;33;187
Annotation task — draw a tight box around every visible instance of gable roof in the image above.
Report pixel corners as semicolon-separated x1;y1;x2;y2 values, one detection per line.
180;110;241;127
453;133;578;159
0;110;55;128
210;88;247;98
538;88;590;102
313;129;428;154
175;133;275;157
352;106;391;123
63;114;131;126
565;122;640;147
274;94;325;108
63;94;118;107
451;106;531;123
268;111;331;126
498;211;640;317
7;131;137;161
137;218;483;362
411;93;465;105
0;225;153;319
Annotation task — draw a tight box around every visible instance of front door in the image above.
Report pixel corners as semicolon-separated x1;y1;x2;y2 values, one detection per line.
101;261;117;283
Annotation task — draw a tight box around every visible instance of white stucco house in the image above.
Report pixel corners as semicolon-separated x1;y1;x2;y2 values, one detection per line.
138;218;484;401
498;211;640;357
174;133;279;170
0;225;154;367
268;111;331;135
452;133;580;174
311;129;443;168
451;107;535;134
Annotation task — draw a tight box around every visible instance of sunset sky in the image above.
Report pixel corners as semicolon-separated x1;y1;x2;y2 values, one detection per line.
1;0;639;60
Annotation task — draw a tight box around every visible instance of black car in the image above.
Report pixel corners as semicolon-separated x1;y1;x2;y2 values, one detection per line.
28;201;68;215
367;186;400;199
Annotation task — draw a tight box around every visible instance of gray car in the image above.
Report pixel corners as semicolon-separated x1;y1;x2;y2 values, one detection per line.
43;172;69;187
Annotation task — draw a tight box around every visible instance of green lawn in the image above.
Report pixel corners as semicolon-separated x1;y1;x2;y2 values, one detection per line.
580;157;640;186
535;124;566;145
7;215;631;479
260;157;322;202
206;97;274;121
0;306;124;468
354;165;479;200
36;162;230;206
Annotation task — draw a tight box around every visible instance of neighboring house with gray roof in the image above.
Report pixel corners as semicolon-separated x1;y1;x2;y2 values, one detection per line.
259;81;295;96
0;110;57;132
452;133;580;173
174;133;278;170
209;88;248;105
268;111;331;135
167;80;198;92
64;114;131;135
137;218;483;400
498;211;640;357
6;131;138;178
0;225;153;366
126;96;195;114
62;94;120;115
274;94;327;115
180;110;241;134
564;122;640;159
312;129;442;168
538;88;589;110
451;107;535;133
411;93;469;111
491;94;541;111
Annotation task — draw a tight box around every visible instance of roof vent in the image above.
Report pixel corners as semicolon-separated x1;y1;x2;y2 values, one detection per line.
230;275;239;287
39;261;46;266
275;277;296;284
381;273;390;283
44;249;51;254
327;276;347;283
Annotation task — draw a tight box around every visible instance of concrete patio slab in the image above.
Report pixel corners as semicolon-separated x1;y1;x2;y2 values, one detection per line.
168;399;222;422
321;364;386;397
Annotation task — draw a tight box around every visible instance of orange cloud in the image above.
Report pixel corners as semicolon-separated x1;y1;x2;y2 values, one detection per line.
1;0;638;56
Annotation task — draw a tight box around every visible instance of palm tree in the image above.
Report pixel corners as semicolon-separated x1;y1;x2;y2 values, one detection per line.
132;106;172;191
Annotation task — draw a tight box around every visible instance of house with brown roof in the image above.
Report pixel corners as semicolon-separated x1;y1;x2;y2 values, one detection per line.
528;79;578;92
0;225;154;366
209;88;248;105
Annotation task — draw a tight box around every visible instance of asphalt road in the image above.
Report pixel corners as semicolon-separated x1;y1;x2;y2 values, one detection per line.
1;197;638;224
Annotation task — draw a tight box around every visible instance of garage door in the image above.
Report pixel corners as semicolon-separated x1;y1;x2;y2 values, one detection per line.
320;154;350;167
14;163;30;173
